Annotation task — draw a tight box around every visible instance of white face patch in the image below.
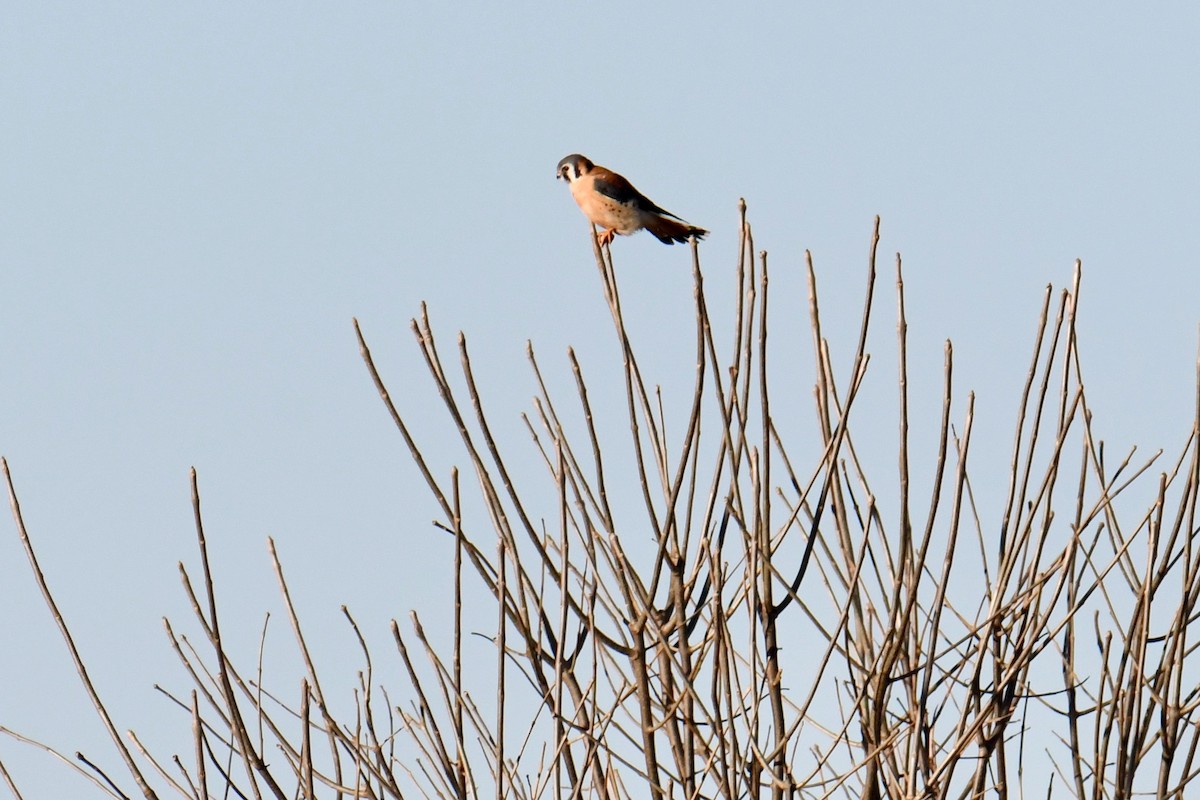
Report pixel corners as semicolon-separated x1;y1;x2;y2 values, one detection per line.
556;155;592;183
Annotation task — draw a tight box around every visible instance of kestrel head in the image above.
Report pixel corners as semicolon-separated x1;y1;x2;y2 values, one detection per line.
556;154;594;183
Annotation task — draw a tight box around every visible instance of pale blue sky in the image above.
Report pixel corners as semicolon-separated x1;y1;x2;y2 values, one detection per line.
2;4;1199;795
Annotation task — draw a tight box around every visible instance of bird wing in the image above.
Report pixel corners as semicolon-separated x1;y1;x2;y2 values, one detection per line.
591;168;684;220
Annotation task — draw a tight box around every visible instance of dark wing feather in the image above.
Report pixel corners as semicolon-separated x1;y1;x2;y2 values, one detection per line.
591;172;641;206
591;169;686;220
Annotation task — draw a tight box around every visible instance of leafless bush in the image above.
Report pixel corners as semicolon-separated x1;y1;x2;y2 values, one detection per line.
5;206;1200;799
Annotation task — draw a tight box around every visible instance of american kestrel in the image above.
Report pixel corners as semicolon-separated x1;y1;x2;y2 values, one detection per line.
556;154;707;246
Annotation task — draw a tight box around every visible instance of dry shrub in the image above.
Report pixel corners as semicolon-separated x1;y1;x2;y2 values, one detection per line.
5;208;1200;799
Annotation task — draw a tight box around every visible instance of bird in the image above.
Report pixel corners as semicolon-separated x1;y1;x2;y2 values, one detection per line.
556;154;707;246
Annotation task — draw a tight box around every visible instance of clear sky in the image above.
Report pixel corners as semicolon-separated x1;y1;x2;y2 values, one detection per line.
2;4;1199;795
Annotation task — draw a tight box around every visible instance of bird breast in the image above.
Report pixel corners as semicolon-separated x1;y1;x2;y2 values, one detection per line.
571;175;642;234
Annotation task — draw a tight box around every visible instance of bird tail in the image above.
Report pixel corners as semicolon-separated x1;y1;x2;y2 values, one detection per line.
645;214;708;245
